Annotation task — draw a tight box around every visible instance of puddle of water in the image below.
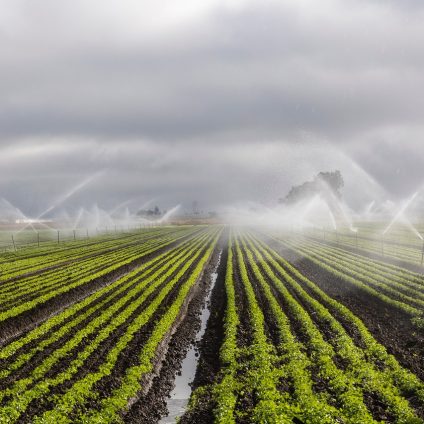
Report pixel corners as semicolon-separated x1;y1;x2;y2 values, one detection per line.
159;399;188;424
160;251;222;423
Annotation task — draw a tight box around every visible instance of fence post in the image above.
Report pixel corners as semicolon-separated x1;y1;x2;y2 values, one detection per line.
11;235;16;251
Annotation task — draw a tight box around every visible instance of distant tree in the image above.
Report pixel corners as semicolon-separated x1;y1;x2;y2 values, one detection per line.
316;170;344;198
280;170;344;205
137;206;161;217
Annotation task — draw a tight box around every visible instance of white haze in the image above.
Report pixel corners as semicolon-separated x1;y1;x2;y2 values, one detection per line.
0;0;423;222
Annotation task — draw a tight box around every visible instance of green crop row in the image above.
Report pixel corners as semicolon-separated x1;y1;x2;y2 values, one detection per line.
253;233;424;396
269;235;421;317
0;226;190;291
0;229;139;265
0;227;173;277
0;229;211;379
233;235;289;422
0;228;200;324
294;236;424;287
199;230;423;423
247;233;423;423
285;238;424;309
71;230;220;423
0;226;190;281
239;236;349;423
211;233;239;423
0;227;192;309
303;227;424;265
0;227;220;423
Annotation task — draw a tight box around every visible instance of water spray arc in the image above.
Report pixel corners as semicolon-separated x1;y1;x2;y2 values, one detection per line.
16;172;104;235
39;172;103;219
383;192;419;236
157;205;181;224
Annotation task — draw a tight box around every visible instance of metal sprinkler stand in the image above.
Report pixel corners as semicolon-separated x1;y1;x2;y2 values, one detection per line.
11;234;16;252
421;239;424;266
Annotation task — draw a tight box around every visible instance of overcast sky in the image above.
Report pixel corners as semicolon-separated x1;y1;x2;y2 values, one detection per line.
1;0;424;215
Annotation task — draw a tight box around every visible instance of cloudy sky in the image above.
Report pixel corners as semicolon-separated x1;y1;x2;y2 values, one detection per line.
1;0;423;215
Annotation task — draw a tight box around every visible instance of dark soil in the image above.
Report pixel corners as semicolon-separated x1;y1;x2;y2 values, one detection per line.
0;239;188;381
17;234;214;420
260;234;424;386
179;233;228;424
363;391;396;423
245;243;334;398
253;235;424;421
126;232;228;423
307;235;424;275
1;243;155;311
0;229;201;344
228;245;256;424
0;227;184;285
5;228;424;422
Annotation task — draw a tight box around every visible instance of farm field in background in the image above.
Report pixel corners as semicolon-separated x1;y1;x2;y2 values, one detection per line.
0;224;423;423
299;222;424;267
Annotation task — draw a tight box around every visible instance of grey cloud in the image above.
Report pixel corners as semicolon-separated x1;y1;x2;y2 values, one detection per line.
0;0;423;214
1;0;423;140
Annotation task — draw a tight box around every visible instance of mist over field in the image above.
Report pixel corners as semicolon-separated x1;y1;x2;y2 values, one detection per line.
1;0;424;218
2;4;424;422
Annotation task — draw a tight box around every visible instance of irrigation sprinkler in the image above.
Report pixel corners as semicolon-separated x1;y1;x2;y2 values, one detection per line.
421;239;424;266
86;229;89;239
73;230;76;241
335;230;339;245
57;230;60;244
355;232;358;249
37;232;40;247
381;234;385;257
11;235;16;252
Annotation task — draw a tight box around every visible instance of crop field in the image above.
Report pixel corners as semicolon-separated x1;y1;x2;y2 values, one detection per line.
184;229;424;424
0;225;423;423
301;223;424;266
